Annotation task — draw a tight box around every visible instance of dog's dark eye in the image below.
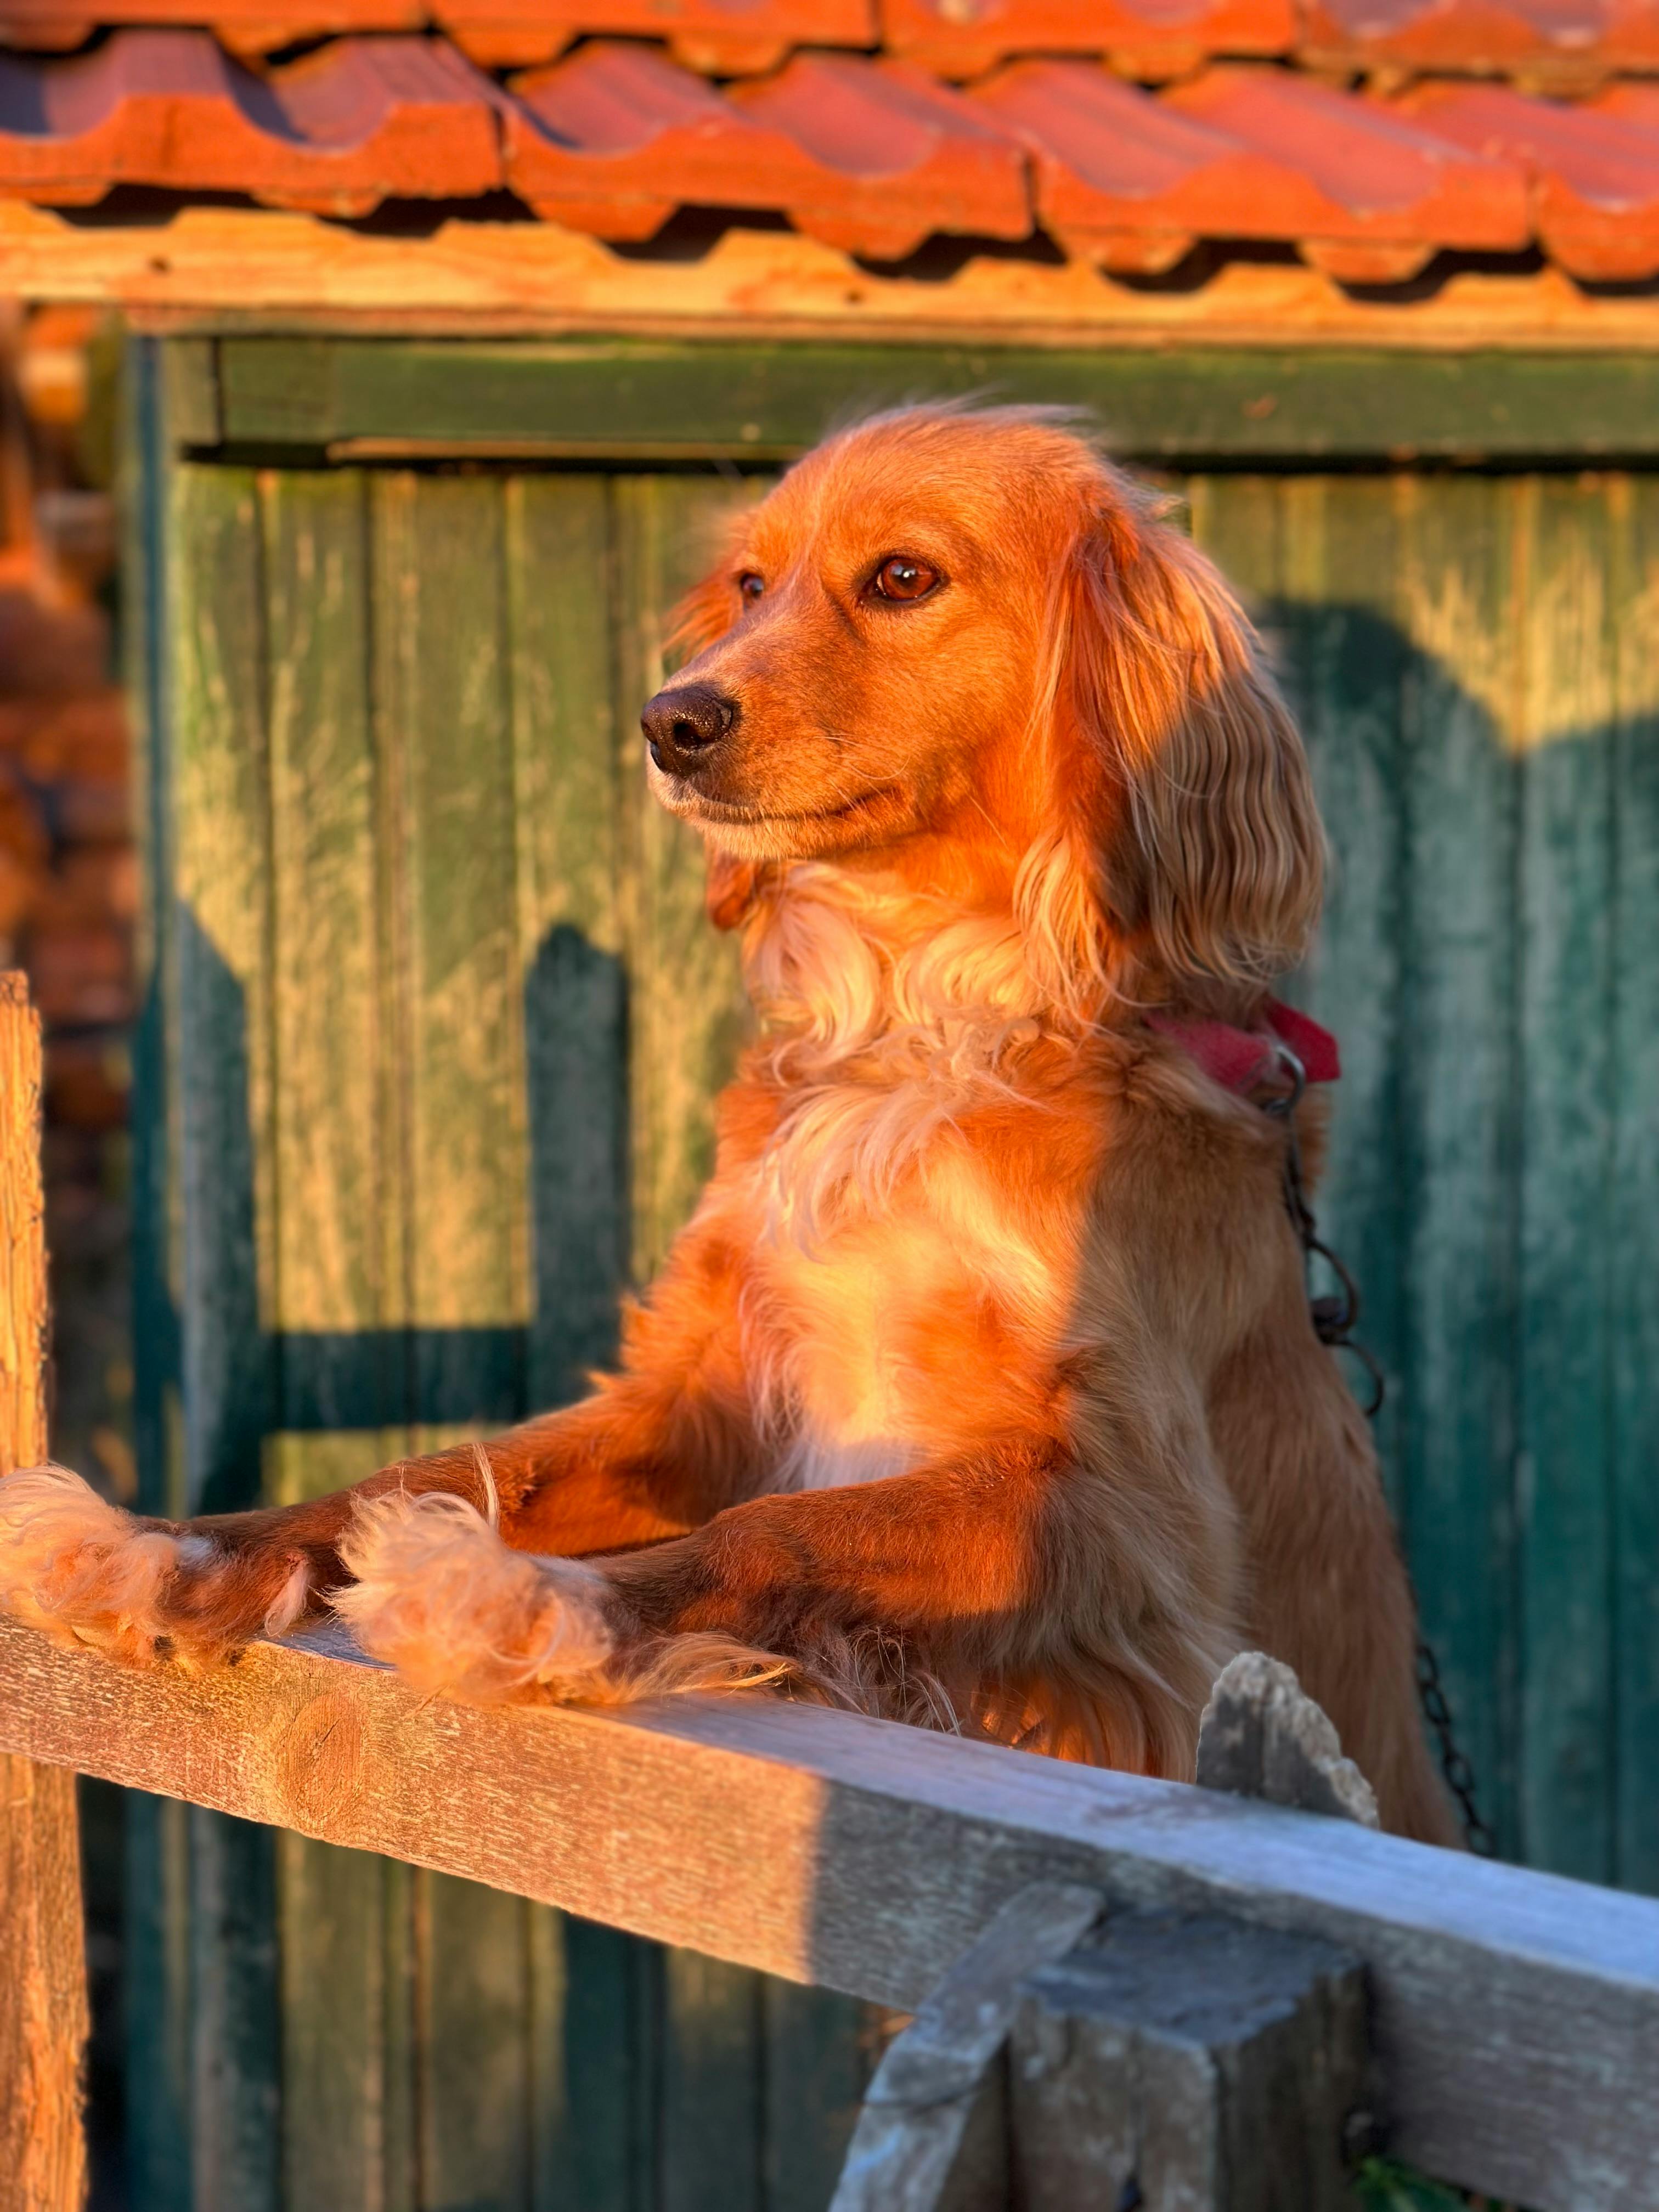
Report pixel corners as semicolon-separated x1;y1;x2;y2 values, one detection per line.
738;572;765;601
872;555;940;603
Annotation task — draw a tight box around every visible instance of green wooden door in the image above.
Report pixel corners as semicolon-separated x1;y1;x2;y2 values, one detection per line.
126;334;1659;2208
127;445;872;2212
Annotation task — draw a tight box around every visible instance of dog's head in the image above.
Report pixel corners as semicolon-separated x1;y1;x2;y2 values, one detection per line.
645;404;1321;1015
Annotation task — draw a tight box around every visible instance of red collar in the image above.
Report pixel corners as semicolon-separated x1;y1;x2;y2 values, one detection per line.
1146;998;1340;1097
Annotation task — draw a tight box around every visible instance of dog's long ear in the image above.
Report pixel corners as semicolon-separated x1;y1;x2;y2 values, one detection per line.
1050;483;1322;1013
663;521;765;933
665;503;754;663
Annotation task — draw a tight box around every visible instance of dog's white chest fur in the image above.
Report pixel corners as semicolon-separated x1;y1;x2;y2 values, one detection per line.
776;1426;922;1492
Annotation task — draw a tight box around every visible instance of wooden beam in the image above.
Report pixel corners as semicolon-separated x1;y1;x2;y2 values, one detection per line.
0;974;88;2212
3;202;1659;354
204;336;1659;466
2;1616;1658;2211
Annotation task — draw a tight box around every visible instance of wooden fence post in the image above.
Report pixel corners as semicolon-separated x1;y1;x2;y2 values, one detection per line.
1008;1912;1368;2212
0;971;89;2212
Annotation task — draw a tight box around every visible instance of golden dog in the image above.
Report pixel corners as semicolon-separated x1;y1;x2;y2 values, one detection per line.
0;405;1455;1844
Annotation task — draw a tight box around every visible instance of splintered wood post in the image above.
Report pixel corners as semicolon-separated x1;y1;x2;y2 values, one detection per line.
1008;1913;1368;2212
0;972;89;2212
1195;1652;1381;1829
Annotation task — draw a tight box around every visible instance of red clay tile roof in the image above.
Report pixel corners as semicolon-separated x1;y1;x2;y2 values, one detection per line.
0;0;1651;289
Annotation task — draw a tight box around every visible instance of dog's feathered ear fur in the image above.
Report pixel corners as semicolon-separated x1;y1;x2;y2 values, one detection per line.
663;522;770;933
1038;473;1322;1018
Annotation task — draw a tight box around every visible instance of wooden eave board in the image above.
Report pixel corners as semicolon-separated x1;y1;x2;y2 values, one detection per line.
199;334;1659;462
7;202;1659;353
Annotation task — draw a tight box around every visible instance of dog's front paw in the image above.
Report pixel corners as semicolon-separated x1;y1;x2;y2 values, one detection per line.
0;1464;313;1667
332;1490;616;1706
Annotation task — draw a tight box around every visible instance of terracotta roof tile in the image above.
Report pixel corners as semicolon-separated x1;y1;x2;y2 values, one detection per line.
881;0;1294;81
439;0;873;74
507;43;1028;255
973;62;1286;272
0;0;419;57
1166;66;1532;278
0;30;501;212
1406;78;1659;275
0;14;1638;293
730;57;1030;253
1297;0;1659;84
975;60;1529;278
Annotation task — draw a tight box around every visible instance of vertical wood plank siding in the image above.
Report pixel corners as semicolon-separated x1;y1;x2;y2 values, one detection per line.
133;435;1659;2208
1187;469;1659;1884
136;457;869;2212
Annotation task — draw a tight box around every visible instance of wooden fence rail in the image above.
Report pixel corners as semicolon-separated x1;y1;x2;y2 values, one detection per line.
4;1606;1659;2211
4;973;1659;2212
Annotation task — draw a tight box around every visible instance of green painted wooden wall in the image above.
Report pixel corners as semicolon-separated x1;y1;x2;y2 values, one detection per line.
125;335;1659;2209
127;430;874;2211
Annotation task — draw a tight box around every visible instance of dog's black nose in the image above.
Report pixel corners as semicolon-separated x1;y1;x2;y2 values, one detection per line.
641;684;737;775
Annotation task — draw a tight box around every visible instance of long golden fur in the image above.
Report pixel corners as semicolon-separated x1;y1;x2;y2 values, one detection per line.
0;405;1455;1843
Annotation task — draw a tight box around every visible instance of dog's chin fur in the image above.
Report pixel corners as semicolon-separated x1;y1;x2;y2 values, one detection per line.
653;786;921;866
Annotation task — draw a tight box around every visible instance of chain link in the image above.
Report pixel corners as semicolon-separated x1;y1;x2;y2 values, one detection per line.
1265;1042;1497;1860
1414;1638;1498;1858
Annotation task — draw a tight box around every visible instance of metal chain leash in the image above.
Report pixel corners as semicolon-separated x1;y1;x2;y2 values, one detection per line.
1414;1638;1498;1858
1262;1043;1497;1859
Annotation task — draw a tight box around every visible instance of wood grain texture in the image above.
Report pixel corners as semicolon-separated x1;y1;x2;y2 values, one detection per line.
1515;476;1618;1884
0;975;48;1474
4;1620;1659;2211
1392;471;1521;1860
0;1756;89;2212
507;472;630;1408
12;206;1659;347
215;340;1659;465
612;473;754;1282
1610;475;1659;1895
168;462;284;2210
1009;1915;1365;2212
0;975;89;2212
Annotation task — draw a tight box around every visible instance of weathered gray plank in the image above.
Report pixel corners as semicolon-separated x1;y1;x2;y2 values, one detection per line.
3;1620;1658;2212
1515;475;1618;1883
1009;1914;1366;2212
1393;470;1521;1859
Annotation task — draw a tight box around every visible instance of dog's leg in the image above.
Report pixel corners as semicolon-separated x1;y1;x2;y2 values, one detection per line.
0;1217;765;1670
337;1431;1237;1780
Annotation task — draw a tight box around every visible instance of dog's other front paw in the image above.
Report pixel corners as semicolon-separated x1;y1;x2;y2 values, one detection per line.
332;1490;616;1706
0;1464;314;1668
